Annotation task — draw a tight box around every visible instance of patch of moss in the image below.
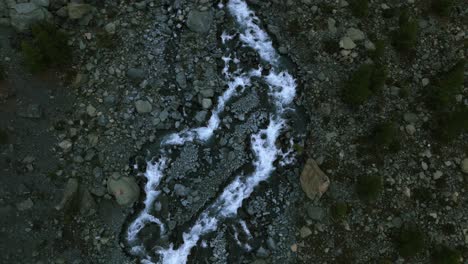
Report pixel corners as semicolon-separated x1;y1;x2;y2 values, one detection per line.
370;64;388;92
322;39;340;54
373;121;400;151
356;174;382;202
431;0;454;17
330;202;349;220
431;245;461;264
349;0;369;18
392;9;418;52
21;22;71;73
395;225;426;257
427;59;465;111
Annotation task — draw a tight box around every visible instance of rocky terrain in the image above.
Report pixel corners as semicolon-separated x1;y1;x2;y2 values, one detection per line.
0;0;467;264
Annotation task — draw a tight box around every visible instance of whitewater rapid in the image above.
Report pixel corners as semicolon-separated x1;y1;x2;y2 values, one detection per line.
127;0;297;263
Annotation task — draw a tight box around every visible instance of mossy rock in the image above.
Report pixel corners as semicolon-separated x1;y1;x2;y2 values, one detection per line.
392;9;418;52
427;59;465;111
330;202;349;220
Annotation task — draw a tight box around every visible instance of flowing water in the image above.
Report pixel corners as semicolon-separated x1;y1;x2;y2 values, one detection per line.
126;0;297;263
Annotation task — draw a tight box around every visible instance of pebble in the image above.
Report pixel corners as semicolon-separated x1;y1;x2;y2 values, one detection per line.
300;226;312;238
135;100;152;114
433;170;443;180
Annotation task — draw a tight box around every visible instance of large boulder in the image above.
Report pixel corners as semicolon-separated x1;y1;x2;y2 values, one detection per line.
186;10;213;33
9;3;52;32
107;176;140;206
300;159;330;200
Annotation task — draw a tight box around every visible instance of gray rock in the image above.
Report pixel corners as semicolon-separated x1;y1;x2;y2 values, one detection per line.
175;71;187;89
300;159;330;200
403;112;418;123
127;68;145;80
256;247;270;258
86;104;96;117
300;226;312;238
307;205;324;221
67;3;92;19
107;176;140;206
135;100;152;114
195;111;208;123
10;3;51;32
202;98;212;109
58;140;73;151
339;36;356;50
346;28;365;41
186;10;213;33
461;158;468;174
174;184;188;197
104;22;116;34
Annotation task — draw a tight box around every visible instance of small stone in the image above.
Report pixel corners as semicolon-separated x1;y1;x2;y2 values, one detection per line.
55;178;79;210
174;184;188;197
186;10;213;33
460;158;468;174
339;36;356;50
127;68;145;81
58;140;72;151
104;22;116;34
346;28;365;41
422;78;430;87
16;198;34;211
135;100;152;114
405;124;416;135
403;112;418;123
300;226;312;238
86;105;96;117
421;162;428;170
433;170;443;180
202;98;212;109
307;205;324;221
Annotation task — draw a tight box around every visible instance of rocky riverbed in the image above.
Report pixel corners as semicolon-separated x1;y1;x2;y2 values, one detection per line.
1;0;467;263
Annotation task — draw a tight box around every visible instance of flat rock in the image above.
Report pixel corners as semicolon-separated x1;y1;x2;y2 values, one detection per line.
339;36;356;50
346;28;365;41
67;3;92;19
107;176;140;207
135;100;152;114
186;10;213;33
300;159;330;200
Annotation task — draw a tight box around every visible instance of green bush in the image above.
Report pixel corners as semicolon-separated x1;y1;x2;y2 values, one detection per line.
427;60;465;111
96;32;119;49
393;9;418;52
395;225;426;257
343;64;388;105
349;0;369;18
21;22;71;72
432;245;462;264
330;202;349;220
431;0;454;17
356;174;382;201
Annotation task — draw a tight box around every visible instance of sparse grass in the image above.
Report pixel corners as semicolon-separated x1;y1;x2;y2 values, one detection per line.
21;22;71;72
431;245;462;264
431;0;454;17
356;174;382;202
395;225;426;257
330;202;349;220
427;59;465;111
392;9;418;52
343;64;388;105
349;0;369;18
